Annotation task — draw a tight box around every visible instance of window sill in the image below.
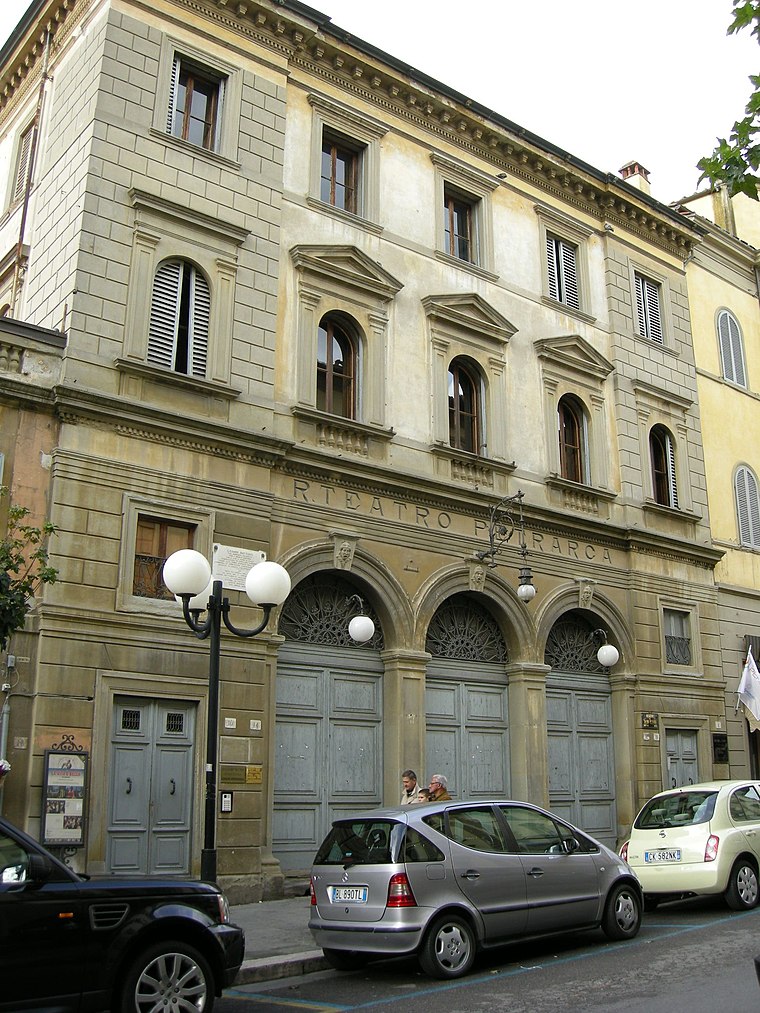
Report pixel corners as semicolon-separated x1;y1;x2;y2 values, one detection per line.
293;406;394;456
540;295;596;325
115;358;241;400
148;128;241;171
306;197;383;236
643;500;702;523
434;250;498;282
431;444;515;488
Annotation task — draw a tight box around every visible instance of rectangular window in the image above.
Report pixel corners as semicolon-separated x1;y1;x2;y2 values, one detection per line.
443;187;475;262
320;131;361;213
11;122;34;205
133;517;194;599
167;57;223;151
664;608;691;666
635;272;663;343
546;234;579;309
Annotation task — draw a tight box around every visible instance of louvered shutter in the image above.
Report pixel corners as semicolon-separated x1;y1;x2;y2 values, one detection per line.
12;125;33;204
166;56;180;135
719;310;746;386
665;431;679;509
736;467;760;546
644;277;663;343
189;271;210;378
147;261;182;369
635;275;647;336
546;235;559;300
559;239;579;309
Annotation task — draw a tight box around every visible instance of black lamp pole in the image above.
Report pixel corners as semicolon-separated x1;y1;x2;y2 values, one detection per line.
178;579;274;883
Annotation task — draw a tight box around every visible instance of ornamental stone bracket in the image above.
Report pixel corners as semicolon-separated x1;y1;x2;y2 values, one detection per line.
575;578;596;609
329;530;359;570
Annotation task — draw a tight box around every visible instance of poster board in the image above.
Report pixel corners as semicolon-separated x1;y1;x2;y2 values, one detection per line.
41;750;88;847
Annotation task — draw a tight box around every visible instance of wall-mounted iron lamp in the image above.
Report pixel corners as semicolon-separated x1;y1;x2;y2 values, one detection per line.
475;490;536;602
346;594;375;644
591;628;620;669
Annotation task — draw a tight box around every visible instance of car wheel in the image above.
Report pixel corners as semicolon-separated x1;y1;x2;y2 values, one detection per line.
601;882;641;940
418;913;475;979
322;948;370;971
725;858;759;911
118;939;215;1013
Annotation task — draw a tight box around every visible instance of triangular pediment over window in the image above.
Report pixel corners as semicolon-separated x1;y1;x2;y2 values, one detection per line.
423;293;517;345
290;244;403;302
534;334;613;381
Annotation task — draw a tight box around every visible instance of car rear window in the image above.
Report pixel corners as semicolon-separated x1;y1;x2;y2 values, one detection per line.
313;820;405;865
634;790;717;829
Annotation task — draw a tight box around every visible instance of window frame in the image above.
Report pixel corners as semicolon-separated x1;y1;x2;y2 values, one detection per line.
432;153;497;276
557;394;589;485
152;38;241;163
534;204;594;319
634;271;664;344
448;356;482;454
8;120;34;208
117;495;213;617
717;309;747;387
320;129;362;215
443;185;476;263
661;604;698;671
133;516;195;600
649;424;679;509
308;95;387;227
316;314;358;419
735;465;760;548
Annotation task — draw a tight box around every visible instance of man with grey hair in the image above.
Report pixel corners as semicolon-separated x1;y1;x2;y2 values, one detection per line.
428;773;452;801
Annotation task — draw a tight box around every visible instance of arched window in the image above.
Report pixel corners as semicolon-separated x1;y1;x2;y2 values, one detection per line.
147;259;209;377
448;358;480;454
557;395;588;483
735;466;760;547
649;424;678;508
317;316;356;418
718;309;746;387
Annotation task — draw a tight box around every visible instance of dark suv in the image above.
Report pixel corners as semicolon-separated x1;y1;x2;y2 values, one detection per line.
0;815;244;1012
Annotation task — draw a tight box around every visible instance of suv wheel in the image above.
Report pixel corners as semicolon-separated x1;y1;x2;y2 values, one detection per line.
725;858;759;911
601;883;641;940
118;939;215;1013
418;913;475;979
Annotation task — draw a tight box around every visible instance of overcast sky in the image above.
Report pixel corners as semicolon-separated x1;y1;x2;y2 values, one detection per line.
1;0;757;203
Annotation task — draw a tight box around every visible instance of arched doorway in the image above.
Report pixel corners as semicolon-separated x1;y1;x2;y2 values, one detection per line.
274;573;384;871
544;610;616;847
425;593;510;799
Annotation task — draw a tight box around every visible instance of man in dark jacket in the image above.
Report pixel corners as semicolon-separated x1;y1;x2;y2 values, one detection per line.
428;774;452;801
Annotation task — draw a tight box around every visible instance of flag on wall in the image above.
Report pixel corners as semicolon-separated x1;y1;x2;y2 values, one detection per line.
737;645;760;731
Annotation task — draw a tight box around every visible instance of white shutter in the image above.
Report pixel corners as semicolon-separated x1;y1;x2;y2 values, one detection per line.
645;277;663;343
559;239;579;309
736;467;760;546
635;274;647;336
719;310;746;386
167;56;180;135
12;125;33;204
546;235;559;300
665;431;679;509
147;260;182;369
189;271;210;378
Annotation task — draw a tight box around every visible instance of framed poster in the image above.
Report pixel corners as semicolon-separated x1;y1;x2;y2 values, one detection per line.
41;750;88;847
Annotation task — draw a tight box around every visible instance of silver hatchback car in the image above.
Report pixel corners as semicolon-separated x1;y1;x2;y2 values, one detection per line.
309;799;641;979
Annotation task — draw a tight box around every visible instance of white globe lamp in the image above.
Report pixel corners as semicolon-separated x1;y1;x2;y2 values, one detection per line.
245;560;292;607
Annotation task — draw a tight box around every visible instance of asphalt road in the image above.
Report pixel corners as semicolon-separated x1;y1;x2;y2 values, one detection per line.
218;896;760;1012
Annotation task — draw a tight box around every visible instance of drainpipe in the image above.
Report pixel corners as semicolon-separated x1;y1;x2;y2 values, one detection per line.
0;687;9;815
10;28;52;317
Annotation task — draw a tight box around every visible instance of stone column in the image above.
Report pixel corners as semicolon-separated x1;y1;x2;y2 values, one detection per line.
609;669;638;844
379;650;430;805
506;662;551;805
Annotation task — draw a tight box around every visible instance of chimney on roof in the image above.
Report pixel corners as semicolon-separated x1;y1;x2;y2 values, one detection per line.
619;160;651;195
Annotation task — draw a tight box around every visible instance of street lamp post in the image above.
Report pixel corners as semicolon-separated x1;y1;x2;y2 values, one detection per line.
162;549;292;882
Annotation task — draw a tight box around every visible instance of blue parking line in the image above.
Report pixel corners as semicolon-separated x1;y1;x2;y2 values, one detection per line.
223;991;350;1010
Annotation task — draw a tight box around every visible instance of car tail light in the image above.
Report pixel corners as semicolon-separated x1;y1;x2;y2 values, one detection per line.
620;841;629;862
705;835;719;862
387;872;416;908
310;879;317;906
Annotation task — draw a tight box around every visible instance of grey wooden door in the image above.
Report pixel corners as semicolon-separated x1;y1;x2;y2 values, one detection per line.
665;728;699;788
546;676;616;848
426;660;509;799
274;643;383;871
107;696;196;876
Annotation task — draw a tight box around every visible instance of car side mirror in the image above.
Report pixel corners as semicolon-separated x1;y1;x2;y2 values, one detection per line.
27;853;54;882
562;836;581;855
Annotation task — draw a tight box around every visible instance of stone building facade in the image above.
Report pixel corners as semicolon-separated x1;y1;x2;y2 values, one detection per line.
0;0;730;899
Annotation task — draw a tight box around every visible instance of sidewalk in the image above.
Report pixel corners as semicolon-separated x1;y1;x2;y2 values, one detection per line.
230;895;330;984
